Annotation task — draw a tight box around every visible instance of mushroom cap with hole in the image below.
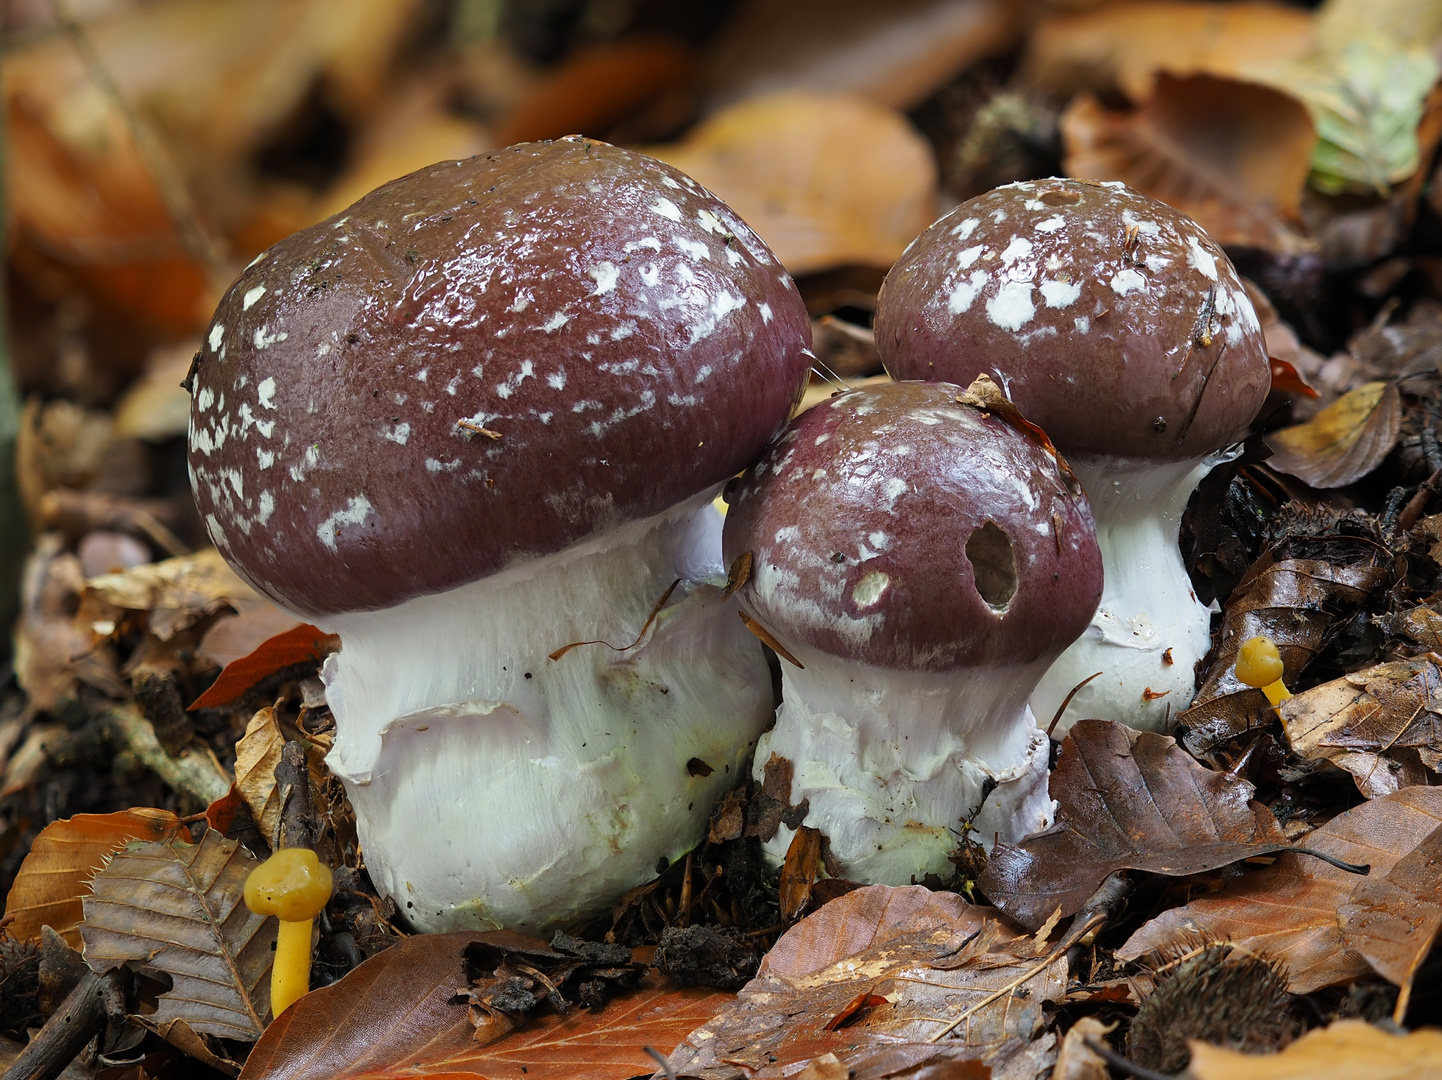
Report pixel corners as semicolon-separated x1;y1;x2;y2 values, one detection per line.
722;381;1102;671
189;137;814;618
874;179;1269;461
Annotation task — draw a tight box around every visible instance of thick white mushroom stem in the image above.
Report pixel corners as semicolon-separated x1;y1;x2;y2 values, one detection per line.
318;489;773;934
756;648;1056;884
1030;452;1231;736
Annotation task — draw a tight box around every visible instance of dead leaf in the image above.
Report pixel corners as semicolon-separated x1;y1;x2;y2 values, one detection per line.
650;91;937;274
86;547;266;641
190;622;339;710
1187;1018;1442;1080
234;707;285;846
1022;1;1318;103
1181;548;1392;757
1279;656;1442;797
81;828;272;1040
1118;786;1442;992
2;808;182;948
668;885;1066;1076
239;931;730;1080
1062;73;1315;253
1053;1016;1113;1080
1266;381;1403;487
779;825;824;921
1336;823;1442;1017
198;602;306;670
978;719;1297;931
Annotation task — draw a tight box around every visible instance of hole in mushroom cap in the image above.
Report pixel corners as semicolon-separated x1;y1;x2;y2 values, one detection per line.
966;521;1017;611
1039;188;1082;207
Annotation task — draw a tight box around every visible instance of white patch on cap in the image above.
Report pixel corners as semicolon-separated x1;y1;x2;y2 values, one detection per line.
774;525;800;543
987;281;1035;331
675;237;710;262
852;571;890;608
425;458;461;473
257;377;277;409
951;218;980;239
948;270;990;314
1110;269;1146;295
197;386;215;412
650;198;682;222
758;302;773;324
257;447;274;469
1000;237;1033;263
254;326;288;350
1035;215;1065;233
547;370;567;390
1040;279;1081;308
625;237;662;253
208;324;224;352
1074;316;1090;334
1187;235;1218;280
316;495;373;552
538;311;570;333
585;263;617;297
882;476;907;509
689;292;746;344
956;245;984;269
242;285;267;310
384;422;410;445
661;175;681;189
696;208;726;235
256;491;275;526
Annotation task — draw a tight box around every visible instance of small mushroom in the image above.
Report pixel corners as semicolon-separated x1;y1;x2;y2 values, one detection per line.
244;847;333;1017
189;138;814;931
721;380;1102;882
876;179;1269;733
1235;635;1292;706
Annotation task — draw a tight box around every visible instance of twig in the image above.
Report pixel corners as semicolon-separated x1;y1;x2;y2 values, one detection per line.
108;702;231;806
1;965;127;1080
277;740;317;852
644;1046;678;1080
1047;671;1103;737
1083;1037;1176;1080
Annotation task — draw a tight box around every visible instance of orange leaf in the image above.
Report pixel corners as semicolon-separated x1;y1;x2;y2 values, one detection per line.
240;931;731;1080
190;623;339;710
1270;357;1319;398
3;808;183;947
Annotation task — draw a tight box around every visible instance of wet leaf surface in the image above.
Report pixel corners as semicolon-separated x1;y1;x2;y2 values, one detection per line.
1266;381;1403;488
241;931;729;1080
668;885;1065;1077
978;719;1294;930
2;808;182;948
1118;787;1442;992
80;827;272;1040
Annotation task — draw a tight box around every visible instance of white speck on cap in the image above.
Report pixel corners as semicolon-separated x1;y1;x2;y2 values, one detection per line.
1035;216;1065;233
258;377;277;409
987;281;1035;331
242;285;267;310
650;198;682;222
316;495;373;552
1186;235;1218;281
955;245;984;269
1040;280;1081;309
852;571;890;608
1109;269;1146;295
208;324;225;352
588;262;619;295
948;270;990;314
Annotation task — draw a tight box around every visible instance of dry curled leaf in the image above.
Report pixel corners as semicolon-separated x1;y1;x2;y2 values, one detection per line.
1265;380;1403;488
1118;786;1442;992
86;547;266;641
668;885;1065;1077
1188;1018;1442;1080
240;931;729;1080
80;828;272;1041
1062;73;1315;253
233;706;285;845
2;808;182;948
1279;656;1442;797
650;91;937;274
979;719;1297;931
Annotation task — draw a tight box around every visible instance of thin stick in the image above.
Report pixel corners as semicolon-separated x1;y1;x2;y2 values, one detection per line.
549;579;680;661
644;1046;678;1080
1047;671;1103;737
923;942;1068;1043
1083;1037;1176;1080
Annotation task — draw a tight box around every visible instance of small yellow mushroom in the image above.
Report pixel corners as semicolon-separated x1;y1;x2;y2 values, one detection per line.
1235;635;1292;706
244;847;333;1017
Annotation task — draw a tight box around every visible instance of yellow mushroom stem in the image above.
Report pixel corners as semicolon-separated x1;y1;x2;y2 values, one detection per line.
1234;635;1292;707
244;847;333;1017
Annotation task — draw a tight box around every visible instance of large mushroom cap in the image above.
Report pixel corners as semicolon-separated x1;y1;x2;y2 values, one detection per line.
875;179;1269;461
722;381;1102;672
189;138;813;617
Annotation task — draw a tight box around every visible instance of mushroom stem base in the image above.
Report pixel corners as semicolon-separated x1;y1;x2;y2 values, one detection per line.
1031;453;1228;736
756;649;1056;884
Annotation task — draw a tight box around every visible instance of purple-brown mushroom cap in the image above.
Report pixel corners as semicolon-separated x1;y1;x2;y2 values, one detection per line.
722;381;1103;672
875;179;1269;461
188;138;813;617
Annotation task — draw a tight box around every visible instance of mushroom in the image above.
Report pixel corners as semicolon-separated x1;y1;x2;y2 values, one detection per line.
244;847;332;1016
875;179;1269;734
721;380;1102;882
188;138;814;931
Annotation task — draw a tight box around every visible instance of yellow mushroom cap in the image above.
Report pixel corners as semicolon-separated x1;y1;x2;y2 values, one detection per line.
245;848;333;921
1235;635;1285;690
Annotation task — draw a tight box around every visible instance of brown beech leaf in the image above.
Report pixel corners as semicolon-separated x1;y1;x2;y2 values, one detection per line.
234;706;286;845
199;601;308;669
1118;787;1442;992
1188;1018;1442;1080
190;622;337;710
86;548;266;641
1279;656;1442;797
241;931;730;1080
1181;549;1391;757
81;828;272;1041
649;91;937;274
667;885;1066;1077
1336;823;1442;1013
978;719;1293;930
1265;380;1403;488
779;825;824;921
2;807;182;948
1062;73;1315;252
